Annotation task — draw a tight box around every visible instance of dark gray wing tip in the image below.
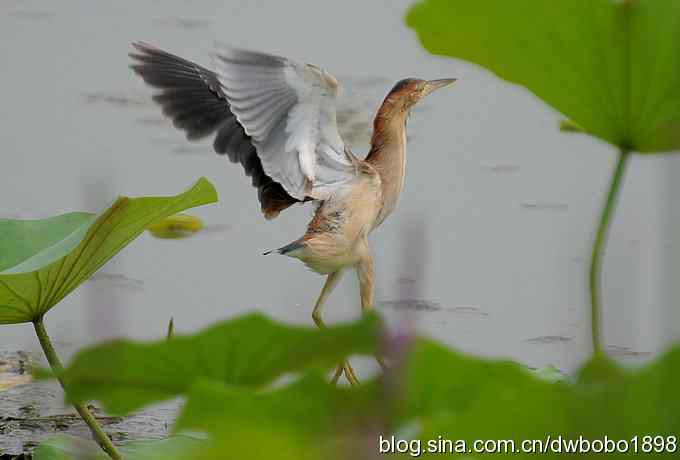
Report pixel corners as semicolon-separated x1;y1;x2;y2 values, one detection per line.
130;41;305;220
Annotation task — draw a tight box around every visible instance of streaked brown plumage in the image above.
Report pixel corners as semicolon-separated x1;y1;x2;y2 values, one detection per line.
130;42;455;384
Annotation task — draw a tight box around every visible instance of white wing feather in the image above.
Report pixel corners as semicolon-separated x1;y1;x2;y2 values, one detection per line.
212;46;355;201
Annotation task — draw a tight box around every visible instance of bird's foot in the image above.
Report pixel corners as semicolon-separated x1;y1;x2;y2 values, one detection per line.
330;360;359;386
375;354;388;371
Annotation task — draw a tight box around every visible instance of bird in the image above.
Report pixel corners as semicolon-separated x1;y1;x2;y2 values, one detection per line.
129;42;455;384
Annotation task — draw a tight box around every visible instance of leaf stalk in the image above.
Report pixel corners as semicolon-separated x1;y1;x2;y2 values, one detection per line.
33;316;122;460
589;149;631;356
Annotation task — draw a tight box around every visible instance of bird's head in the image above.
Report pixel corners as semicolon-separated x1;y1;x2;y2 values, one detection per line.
383;78;457;115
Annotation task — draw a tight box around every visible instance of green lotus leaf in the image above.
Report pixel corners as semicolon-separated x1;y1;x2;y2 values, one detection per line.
406;0;680;152
0;178;217;324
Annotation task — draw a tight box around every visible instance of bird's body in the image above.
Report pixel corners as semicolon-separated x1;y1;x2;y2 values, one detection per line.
130;42;454;383
285;160;382;274
271;75;425;273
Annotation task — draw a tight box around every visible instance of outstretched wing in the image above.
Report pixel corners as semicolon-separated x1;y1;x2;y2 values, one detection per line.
212;45;356;201
130;42;304;219
130;43;357;219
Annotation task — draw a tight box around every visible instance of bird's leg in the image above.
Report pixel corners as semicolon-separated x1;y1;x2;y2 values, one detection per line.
329;364;344;385
311;270;359;386
356;253;388;371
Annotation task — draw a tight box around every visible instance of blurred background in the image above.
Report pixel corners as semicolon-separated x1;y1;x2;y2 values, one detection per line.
2;0;679;374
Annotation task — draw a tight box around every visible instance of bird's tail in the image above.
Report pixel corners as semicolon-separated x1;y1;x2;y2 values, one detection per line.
262;240;306;256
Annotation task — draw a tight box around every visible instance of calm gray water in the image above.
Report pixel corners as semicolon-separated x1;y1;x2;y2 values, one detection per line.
2;0;679;374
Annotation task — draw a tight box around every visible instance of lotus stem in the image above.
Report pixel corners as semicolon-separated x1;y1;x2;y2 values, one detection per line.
589;149;631;356
33;316;122;460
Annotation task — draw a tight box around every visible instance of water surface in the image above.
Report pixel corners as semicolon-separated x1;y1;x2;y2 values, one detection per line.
2;0;679;375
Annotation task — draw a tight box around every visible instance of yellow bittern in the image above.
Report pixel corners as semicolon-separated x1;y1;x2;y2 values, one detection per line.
130;42;455;384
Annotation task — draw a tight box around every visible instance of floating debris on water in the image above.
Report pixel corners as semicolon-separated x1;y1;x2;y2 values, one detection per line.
378;300;488;317
172;145;208;155
605;345;652;357
201;224;233;234
378;299;441;312
154;17;211;30
88;273;144;291
148;137;207;154
8;9;54;22
520;201;569;212
480;164;520;174
447;306;489;317
137;116;168;127
396;276;417;285
0;351;32;392
0;376;177;456
81;91;149;108
524;335;573;344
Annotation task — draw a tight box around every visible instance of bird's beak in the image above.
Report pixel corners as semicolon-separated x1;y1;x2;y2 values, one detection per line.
423;78;457;97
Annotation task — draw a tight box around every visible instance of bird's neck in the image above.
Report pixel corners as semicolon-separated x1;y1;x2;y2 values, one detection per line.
365;104;408;227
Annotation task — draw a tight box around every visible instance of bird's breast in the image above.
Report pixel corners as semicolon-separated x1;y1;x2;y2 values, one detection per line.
298;171;382;272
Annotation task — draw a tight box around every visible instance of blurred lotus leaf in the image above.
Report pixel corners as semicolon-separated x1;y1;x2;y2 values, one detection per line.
33;434;204;460
48;312;383;415
147;213;204;239
0;178;217;324
407;0;680;152
176;342;680;459
39;310;680;459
